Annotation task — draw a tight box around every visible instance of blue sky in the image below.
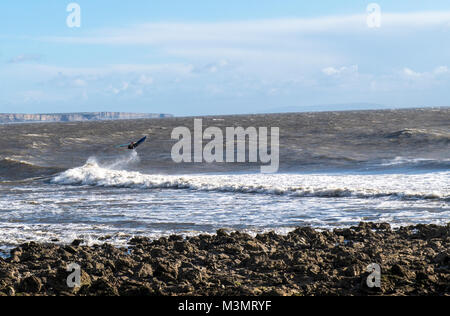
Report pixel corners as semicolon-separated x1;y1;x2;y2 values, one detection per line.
1;1;450;116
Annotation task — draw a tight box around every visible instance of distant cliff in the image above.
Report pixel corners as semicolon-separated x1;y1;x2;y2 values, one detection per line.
0;112;173;123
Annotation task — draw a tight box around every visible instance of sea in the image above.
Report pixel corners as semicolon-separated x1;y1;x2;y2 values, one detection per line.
0;108;448;254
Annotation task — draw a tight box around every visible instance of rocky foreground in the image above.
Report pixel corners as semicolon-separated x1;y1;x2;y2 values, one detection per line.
0;222;449;296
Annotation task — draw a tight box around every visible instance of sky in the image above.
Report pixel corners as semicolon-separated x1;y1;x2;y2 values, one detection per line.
1;1;450;116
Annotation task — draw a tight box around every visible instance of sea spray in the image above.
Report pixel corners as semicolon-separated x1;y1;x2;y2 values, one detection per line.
83;151;140;170
106;150;140;170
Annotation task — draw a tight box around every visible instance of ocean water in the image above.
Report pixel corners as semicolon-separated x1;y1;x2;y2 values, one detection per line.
0;109;449;252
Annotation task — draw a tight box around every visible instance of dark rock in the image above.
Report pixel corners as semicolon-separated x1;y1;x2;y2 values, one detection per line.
390;264;407;277
169;235;184;242
242;240;268;253
154;261;179;282
87;278;119;296
216;229;229;237
433;251;449;265
129;236;150;245
150;247;169;258
20;276;42;293
5;286;15;296
136;263;153;278
174;241;193;253
179;267;205;283
64;246;78;255
71;240;84;247
119;281;154;296
115;258;135;271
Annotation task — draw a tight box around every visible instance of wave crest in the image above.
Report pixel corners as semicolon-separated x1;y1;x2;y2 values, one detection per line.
51;159;449;201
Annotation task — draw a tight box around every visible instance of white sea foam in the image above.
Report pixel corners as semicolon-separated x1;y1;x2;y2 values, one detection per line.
51;158;450;201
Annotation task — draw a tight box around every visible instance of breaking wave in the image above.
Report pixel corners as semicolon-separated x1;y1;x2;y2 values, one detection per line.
379;157;450;169
51;158;450;201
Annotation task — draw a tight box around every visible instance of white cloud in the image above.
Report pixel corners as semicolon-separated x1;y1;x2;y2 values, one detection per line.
137;74;154;85
109;82;130;95
322;65;359;76
322;67;340;76
403;67;422;77
403;66;450;79
434;66;449;75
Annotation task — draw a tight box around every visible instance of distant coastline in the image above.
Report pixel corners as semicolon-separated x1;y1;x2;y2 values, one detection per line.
0;112;173;124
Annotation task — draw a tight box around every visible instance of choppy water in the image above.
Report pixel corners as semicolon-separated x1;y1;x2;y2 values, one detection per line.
0;108;449;252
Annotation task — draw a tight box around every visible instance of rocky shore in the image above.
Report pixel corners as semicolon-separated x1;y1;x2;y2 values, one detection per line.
0;222;448;296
